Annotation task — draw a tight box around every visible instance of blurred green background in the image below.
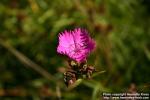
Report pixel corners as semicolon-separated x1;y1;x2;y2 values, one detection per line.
0;0;150;99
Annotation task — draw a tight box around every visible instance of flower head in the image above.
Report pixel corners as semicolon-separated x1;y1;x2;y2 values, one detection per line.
57;28;95;62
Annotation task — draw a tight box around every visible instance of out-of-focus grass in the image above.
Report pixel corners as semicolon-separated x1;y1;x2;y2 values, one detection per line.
0;0;150;99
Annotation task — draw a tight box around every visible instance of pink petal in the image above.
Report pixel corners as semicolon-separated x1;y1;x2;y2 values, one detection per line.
57;28;96;62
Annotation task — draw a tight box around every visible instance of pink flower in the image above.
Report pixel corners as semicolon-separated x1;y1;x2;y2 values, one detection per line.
57;28;95;62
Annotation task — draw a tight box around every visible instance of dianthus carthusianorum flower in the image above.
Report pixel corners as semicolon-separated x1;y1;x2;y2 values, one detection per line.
57;28;95;62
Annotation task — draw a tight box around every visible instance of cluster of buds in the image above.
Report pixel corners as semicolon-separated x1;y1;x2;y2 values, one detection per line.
64;60;96;86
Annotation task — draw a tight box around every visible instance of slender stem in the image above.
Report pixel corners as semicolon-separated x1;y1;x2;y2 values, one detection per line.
0;39;56;81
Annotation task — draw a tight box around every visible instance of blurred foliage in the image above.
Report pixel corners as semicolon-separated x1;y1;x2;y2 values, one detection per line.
0;0;150;99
